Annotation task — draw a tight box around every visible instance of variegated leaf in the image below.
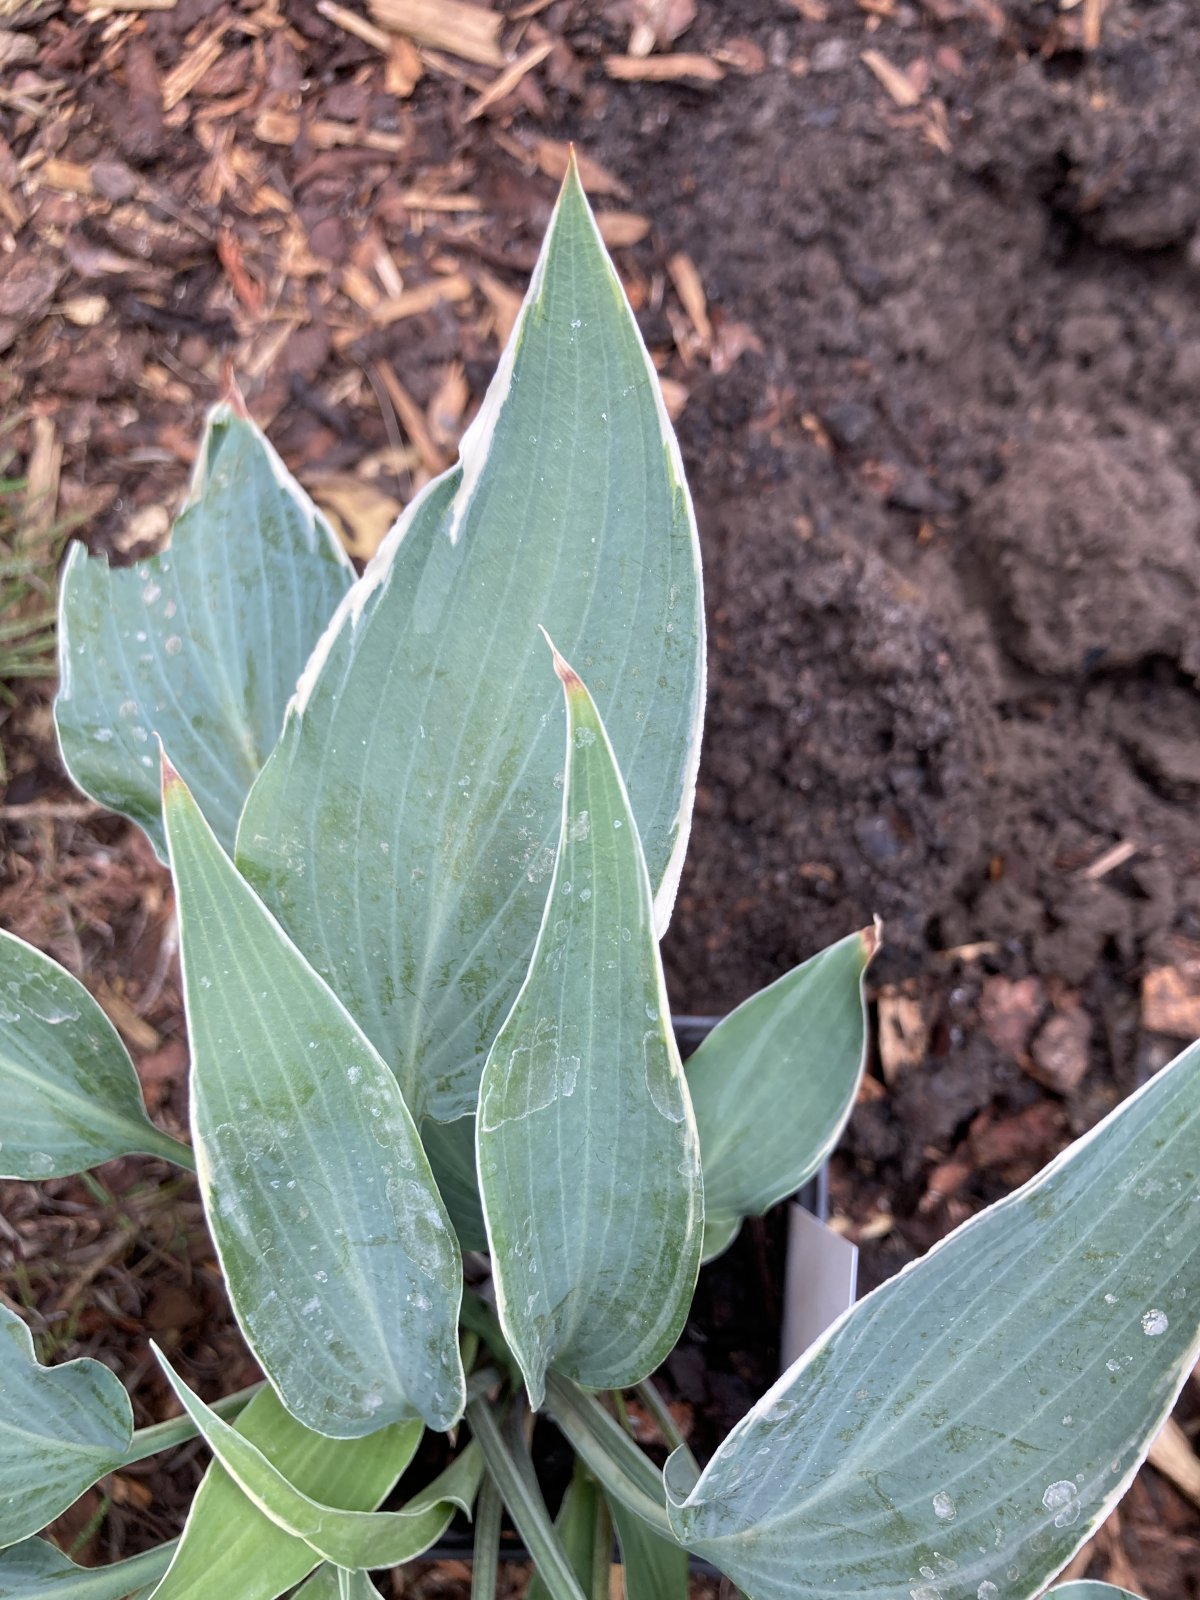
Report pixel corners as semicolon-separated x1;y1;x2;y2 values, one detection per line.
0;1537;173;1600
0;1305;132;1549
163;762;464;1438
148;1386;418;1600
56;401;352;858
666;1040;1200;1600
237;160;704;1138
152;1350;481;1571
0;929;189;1178
477;646;702;1407
686;927;876;1258
1046;1587;1142;1599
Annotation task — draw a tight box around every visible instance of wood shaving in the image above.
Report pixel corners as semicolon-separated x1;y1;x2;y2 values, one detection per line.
466;40;553;121
595;210;651;248
861;48;922;107
605;53;725;84
667;250;712;352
367;0;505;68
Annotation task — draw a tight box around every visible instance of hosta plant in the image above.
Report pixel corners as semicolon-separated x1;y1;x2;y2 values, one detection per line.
1;162;1197;1600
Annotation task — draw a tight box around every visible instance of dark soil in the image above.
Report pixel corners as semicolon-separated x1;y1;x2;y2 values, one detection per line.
2;0;1199;1594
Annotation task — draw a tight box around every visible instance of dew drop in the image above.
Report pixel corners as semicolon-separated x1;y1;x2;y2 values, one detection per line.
932;1492;956;1521
1141;1308;1168;1336
1042;1480;1080;1528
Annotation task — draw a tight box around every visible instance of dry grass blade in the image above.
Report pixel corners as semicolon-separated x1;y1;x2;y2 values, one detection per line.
367;0;505;67
373;360;448;476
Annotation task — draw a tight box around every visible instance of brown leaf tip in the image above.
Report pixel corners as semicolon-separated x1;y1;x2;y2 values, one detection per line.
220;362;251;419
861;915;884;963
159;741;184;794
539;625;585;693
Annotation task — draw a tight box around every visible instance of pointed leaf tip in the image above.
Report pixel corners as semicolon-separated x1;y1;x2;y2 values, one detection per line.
478;655;702;1396
862;915;883;961
221;363;251;419
540;628;584;694
236;148;704;1128
556;143;590;210
159;742;183;794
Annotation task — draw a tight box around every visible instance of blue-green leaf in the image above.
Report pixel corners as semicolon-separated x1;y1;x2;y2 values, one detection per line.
543;1374;673;1542
666;1039;1200;1600
0;930;189;1178
162;763;464;1438
151;1350;480;1570
293;1567;384;1600
686;927;875;1257
609;1496;688;1600
236;159;704;1137
526;1466;605;1600
0;1305;132;1549
56;401;353;858
148;1386;419;1600
0;1538;173;1600
465;1398;585;1600
477;646;702;1407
